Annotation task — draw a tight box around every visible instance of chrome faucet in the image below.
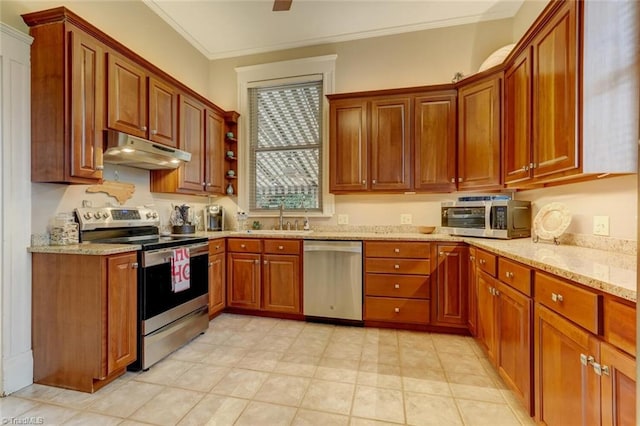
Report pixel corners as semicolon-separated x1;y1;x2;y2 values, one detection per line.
279;202;284;230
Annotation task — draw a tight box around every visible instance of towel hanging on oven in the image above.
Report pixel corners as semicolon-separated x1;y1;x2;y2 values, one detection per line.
171;247;190;292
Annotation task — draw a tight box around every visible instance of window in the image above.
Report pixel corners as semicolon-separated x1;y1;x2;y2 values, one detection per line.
249;80;323;212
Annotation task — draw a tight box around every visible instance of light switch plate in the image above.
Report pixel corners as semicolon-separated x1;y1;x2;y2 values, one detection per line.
400;213;412;225
593;216;610;236
337;214;349;225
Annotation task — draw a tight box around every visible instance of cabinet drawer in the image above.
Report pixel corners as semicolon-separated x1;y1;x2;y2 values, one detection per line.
535;272;601;334
365;258;430;275
263;239;301;255
476;249;497;276
364;296;430;324
227;238;262;253
604;298;636;356
498;257;532;296
365;274;430;299
365;241;430;259
208;238;225;255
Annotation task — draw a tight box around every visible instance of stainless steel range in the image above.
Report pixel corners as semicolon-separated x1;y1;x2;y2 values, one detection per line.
76;206;209;371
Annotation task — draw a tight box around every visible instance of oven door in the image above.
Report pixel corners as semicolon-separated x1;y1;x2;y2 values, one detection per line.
140;243;209;330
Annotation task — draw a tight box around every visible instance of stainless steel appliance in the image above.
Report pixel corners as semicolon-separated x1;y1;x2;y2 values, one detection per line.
303;240;363;323
103;130;191;170
441;195;531;239
205;204;224;231
76;206;209;371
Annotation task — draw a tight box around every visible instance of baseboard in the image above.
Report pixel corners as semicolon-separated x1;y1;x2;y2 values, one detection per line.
3;349;33;395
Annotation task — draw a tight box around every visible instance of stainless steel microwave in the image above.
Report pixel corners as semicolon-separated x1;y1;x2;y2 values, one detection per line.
441;197;531;239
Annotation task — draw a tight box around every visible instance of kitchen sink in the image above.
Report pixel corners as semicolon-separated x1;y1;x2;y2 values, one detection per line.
231;230;314;236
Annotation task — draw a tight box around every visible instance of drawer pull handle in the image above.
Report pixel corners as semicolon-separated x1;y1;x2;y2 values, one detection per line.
264;260;268;265
254;259;260;264
241;244;246;248
479;259;486;265
215;245;221;250
505;271;514;278
394;284;400;289
131;262;139;269
439;251;444;256
278;245;284;250
394;307;400;313
394;248;400;253
208;262;213;267
394;264;400;269
551;293;564;303
469;255;475;261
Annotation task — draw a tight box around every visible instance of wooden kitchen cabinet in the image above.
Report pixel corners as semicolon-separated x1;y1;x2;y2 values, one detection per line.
457;71;503;191
227;251;261;309
32;251;138;392
27;19;106;183
413;91;457;192
208;239;226;317
148;76;178;147
476;270;499;364
205;108;226;194
263;254;301;314
107;52;148;138
177;94;207;192
467;246;478;336
600;341;636;426
432;244;468;328
329;98;369;192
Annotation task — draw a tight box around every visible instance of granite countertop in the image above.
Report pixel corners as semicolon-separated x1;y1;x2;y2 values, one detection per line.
29;230;637;302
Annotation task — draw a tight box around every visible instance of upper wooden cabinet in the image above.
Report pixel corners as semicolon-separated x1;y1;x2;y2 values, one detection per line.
413;91;457;192
457;71;503;191
328;86;456;194
148;76;178;147
28;20;105;183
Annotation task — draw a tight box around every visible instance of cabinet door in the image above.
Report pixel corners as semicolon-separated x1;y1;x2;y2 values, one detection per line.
496;281;533;415
433;245;468;327
532;0;578;178
468;247;477;336
107;53;147;138
262;254;301;314
178;94;206;192
69;28;104;181
504;48;533;185
106;253;137;374
208;252;226;316
413;92;457;191
205;109;226;194
534;304;600;426
227;252;261;309
370;97;411;191
329;98;369;192
457;74;502;190
600;341;636;426
476;270;498;364
148;76;178;147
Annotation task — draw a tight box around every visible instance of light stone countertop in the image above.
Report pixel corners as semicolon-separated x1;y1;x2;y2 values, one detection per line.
29;230;637;302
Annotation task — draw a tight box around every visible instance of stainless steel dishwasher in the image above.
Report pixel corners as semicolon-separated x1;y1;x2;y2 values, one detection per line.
303;240;363;322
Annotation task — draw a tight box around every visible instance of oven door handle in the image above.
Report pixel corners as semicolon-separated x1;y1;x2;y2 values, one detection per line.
142;242;209;267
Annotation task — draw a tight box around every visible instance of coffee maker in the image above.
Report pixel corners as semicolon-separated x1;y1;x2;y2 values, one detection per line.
204;204;224;231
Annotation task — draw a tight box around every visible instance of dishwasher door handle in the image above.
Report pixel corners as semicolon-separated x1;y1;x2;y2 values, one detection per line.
304;244;362;254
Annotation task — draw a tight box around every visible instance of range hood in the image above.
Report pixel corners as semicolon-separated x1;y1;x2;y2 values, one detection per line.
103;130;191;170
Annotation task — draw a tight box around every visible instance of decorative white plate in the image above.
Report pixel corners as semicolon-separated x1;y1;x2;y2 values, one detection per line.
533;202;572;240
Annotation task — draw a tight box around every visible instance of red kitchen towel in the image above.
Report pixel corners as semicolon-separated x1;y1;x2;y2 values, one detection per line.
171;247;190;292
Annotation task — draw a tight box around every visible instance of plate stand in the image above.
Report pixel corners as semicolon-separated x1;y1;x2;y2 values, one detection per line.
532;232;560;245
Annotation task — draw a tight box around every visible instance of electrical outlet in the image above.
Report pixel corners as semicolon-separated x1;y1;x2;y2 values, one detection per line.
593;216;610;236
400;213;412;225
337;214;349;225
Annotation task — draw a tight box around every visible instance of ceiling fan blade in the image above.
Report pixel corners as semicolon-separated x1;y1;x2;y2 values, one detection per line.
273;0;292;11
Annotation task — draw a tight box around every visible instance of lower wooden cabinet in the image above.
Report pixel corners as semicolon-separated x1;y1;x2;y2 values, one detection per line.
476;270;499;364
600;341;636;426
208;239;226;317
226;238;302;315
432;244;468;328
32;251;138;392
468;246;478;335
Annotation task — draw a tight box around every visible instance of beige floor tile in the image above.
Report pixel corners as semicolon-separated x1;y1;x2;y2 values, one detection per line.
62;411;122;425
455;399;521;426
438;352;488;376
254;373;311;406
500;390;536;425
292;409;349;425
356;371;402;390
359;361;402;376
290;337;329;356
445;371;497;387
235;349;283;372
224;330;266;348
269;321;305;337
404;391;463;425
171;364;230;392
332;326;366;344
129;387;204;425
397;331;435;351
252;334;296;352
47;387;114;410
241;316;281;332
300;379;355;415
274;353;320;377
209;313;253;331
210;368;269;398
13;384;63;402
401;366;447;381
351;385;405;424
177;394;247;426
349;417;402;426
432;334;477;356
324;341;363;361
201;345;248;367
198;328;235;345
0;396;40;418
450;383;506;404
118;421;156;426
299;323;335;340
134;358;195;385
86;381;163;418
364;328;399;348
169;341;217;363
20;403;80;425
400;347;442;370
403;376;451;397
361;343;401;365
234;401;297;426
315;358;359;383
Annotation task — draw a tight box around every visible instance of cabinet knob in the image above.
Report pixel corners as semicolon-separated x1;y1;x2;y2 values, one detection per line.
215;245;221;250
394;307;400;313
394;284;400;289
202;182;206;186
439;251;444;256
394;248;400;253
141;126;147;131
208;262;213;267
372;179;377;184
240;244;246;248
469;255;475;261
450;178;455;183
458;177;463;182
551;293;564;303
505;271;514;278
207;182;212;187
151;129;158;135
530;162;537;169
264;260;268;265
95;165;104;171
278;245;284;250
523;164;529;171
131;262;139;269
362;180;366;185
479;259;486;265
254;259;260;264
394;264;400;269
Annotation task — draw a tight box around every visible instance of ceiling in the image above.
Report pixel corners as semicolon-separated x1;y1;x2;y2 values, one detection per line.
142;0;526;60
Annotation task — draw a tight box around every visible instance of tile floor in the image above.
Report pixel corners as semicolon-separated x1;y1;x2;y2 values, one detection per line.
2;314;535;425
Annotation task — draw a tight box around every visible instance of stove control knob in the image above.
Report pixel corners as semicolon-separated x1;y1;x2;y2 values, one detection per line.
152;212;158;219
83;212;93;220
94;211;102;219
146;212;153;219
101;211;110;219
